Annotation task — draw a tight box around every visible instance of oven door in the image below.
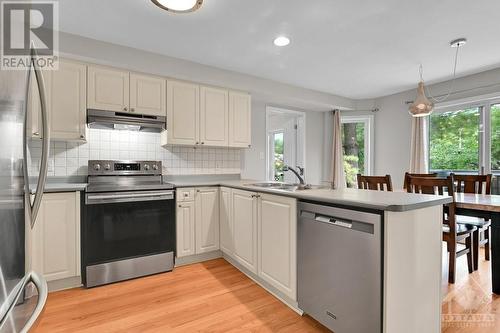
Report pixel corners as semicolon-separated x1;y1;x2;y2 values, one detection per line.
83;190;175;267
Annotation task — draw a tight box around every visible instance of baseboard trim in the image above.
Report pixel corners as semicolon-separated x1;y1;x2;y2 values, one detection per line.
222;253;303;315
175;250;223;267
47;276;82;292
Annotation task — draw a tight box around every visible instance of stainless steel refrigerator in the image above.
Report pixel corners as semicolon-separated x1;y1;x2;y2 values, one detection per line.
0;49;50;333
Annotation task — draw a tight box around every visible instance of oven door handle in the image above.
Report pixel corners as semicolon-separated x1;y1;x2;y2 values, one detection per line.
86;191;174;205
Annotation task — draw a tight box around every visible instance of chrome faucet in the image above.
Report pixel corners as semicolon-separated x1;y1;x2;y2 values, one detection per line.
283;165;310;189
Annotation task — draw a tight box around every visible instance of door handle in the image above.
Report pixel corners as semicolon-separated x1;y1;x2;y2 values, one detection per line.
25;43;50;229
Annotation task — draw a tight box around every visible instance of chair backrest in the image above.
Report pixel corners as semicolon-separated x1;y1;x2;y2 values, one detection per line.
357;174;393;191
403;172;438;189
406;175;456;232
451;173;492;194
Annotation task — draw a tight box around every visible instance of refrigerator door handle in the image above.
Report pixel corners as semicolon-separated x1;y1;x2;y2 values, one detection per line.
0;271;48;333
27;44;50;228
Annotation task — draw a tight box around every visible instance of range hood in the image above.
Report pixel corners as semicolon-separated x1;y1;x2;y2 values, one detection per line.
87;109;166;132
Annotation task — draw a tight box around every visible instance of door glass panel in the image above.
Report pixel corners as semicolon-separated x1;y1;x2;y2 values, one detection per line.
491;104;500;194
273;132;284;181
429;107;480;172
342;122;365;188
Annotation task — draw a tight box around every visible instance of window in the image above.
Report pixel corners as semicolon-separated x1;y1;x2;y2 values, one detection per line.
429;96;500;194
429;107;480;172
341;115;374;188
272;132;284;181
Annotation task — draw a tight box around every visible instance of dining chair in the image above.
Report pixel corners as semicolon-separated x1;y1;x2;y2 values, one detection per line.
451;173;492;270
356;174;393;191
403;172;438;189
406;175;476;283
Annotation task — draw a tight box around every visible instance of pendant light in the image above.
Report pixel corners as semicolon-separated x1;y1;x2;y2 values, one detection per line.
151;0;203;13
408;38;466;117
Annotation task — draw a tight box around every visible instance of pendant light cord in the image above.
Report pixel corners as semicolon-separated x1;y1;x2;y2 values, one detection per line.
421;45;461;103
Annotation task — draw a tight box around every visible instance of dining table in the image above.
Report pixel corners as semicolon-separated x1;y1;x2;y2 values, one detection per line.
454;192;500;294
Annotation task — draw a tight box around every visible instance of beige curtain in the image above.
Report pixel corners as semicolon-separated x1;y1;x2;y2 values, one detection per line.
409;116;429;173
330;110;346;189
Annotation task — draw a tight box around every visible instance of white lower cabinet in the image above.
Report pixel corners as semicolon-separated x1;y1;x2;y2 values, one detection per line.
258;193;297;300
219;187;233;255
176;201;196;257
176;187;219;258
231;189;258;273
30;192;80;282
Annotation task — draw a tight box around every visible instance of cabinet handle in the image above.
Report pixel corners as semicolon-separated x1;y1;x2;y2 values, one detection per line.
201;142;205;145
33;132;40;136
130;108;135;112
123;107;128;111
80;134;85;140
248;144;251;148
195;142;199;145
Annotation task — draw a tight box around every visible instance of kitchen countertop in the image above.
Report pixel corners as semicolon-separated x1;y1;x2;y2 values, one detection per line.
29;182;87;194
172;179;453;212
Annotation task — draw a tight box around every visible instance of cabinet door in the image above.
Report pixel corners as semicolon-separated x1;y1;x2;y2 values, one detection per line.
176;201;196;258
166;80;200;145
232;189;258;273
229;91;252;147
195;187;220;254
258;193;297;300
130;73;166;116
49;59;87;140
219;187;233;255
200;86;229;146
87;65;129;112
31;192;80;282
27;68;51;139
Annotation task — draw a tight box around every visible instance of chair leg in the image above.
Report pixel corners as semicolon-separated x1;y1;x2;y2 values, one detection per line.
448;242;457;284
466;235;474;274
485;226;491;261
472;230;479;271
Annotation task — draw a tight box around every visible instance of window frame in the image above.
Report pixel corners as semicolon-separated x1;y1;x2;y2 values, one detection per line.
430;92;500;174
340;115;375;176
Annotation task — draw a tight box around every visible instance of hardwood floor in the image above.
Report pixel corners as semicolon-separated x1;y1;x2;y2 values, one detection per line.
33;251;500;333
33;259;329;332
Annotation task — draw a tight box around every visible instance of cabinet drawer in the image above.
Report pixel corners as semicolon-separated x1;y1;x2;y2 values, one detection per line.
177;188;195;202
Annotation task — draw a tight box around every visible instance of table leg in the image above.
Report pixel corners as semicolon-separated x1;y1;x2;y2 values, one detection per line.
491;212;500;294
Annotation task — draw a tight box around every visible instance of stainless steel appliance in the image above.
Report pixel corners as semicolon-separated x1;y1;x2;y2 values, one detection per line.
0;49;50;332
298;202;382;333
82;160;175;288
87;109;166;132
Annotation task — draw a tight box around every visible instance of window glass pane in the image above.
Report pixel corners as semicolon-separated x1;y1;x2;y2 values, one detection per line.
491;104;500;171
273;132;284;181
429;107;479;171
342;122;365;188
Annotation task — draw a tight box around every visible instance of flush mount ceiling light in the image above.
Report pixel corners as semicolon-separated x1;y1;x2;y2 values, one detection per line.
151;0;203;13
273;36;290;47
408;38;467;117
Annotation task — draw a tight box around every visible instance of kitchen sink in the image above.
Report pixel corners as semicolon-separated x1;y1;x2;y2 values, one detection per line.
246;182;312;191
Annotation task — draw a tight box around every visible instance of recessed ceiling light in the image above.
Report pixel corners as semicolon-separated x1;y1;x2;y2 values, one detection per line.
151;0;203;13
273;36;290;47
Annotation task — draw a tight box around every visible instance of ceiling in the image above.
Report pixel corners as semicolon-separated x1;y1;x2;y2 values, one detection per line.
57;0;500;99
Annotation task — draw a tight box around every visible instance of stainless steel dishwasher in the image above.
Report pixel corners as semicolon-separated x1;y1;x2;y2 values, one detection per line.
298;201;382;333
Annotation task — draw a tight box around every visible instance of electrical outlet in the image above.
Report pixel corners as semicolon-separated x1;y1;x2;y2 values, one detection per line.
259;152;265;160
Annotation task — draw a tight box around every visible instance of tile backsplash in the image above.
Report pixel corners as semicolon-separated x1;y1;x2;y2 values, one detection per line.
28;128;241;177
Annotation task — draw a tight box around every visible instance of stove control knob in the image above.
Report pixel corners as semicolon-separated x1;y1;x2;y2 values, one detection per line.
104;163;111;171
152;164;158;171
93;163;101;171
143;164;150;171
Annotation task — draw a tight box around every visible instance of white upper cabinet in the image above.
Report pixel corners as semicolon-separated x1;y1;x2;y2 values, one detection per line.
166;80;200;146
219;187;233;256
129;73;166;116
195;188;220;254
229;91;252;148
87;65;129;112
200;86;229;147
258;193;297;300
28;59;87;141
232;189;258;273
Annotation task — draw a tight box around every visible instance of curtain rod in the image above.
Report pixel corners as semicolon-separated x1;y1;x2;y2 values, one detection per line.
333;108;379;113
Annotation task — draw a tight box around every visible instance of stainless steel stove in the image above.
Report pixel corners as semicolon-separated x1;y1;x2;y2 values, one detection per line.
82;160;176;288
